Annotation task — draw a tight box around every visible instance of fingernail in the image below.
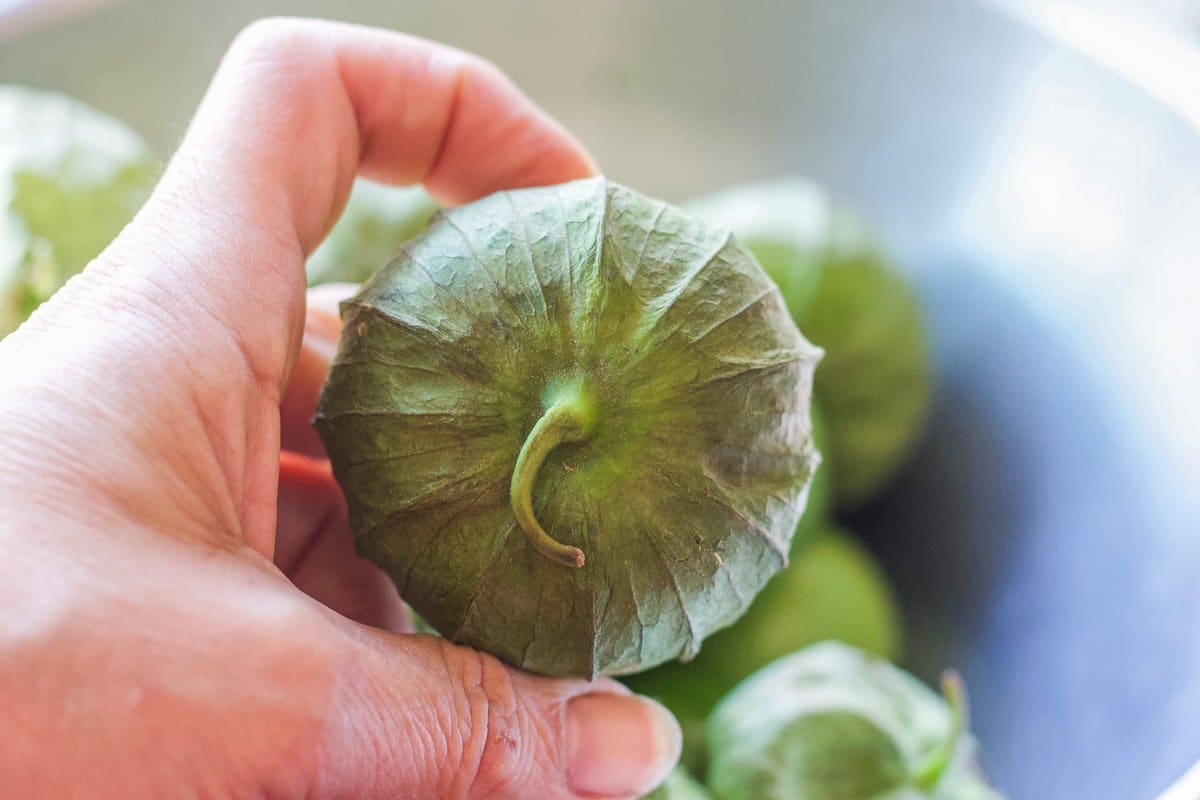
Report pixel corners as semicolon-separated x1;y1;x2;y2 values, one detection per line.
566;693;681;797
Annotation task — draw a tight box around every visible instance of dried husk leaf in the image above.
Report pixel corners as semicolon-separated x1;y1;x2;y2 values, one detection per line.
316;176;820;677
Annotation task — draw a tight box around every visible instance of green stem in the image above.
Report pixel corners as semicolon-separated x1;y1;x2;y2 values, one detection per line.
913;670;967;791
510;392;595;568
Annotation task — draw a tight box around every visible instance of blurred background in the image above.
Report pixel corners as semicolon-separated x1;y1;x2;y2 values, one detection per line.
4;1;1200;798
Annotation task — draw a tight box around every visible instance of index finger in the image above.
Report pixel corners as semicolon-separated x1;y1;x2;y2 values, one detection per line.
166;16;598;255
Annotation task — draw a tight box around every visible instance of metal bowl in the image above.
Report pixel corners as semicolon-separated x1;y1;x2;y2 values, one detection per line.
5;2;1199;796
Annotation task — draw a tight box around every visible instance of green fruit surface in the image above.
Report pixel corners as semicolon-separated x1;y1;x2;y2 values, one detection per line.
706;643;1002;800
686;179;931;507
316;176;821;677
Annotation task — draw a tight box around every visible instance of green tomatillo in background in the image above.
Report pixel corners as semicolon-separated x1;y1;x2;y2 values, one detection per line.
315;176;823;678
306;178;439;286
686;179;932;508
0;84;158;337
706;642;1003;800
623;526;903;772
642;766;713;800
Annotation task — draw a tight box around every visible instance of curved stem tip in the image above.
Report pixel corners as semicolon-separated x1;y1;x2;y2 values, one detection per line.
510;391;596;568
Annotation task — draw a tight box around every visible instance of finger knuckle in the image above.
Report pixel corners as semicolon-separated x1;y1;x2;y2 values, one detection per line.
423;48;502;106
228;17;316;66
437;640;548;799
458;52;513;91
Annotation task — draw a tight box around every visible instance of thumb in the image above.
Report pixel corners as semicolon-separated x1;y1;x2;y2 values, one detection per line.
325;631;680;800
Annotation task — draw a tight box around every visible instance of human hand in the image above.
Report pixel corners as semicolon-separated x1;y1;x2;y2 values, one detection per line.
0;18;679;800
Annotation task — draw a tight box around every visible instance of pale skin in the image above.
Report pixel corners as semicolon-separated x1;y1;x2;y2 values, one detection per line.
0;18;680;800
